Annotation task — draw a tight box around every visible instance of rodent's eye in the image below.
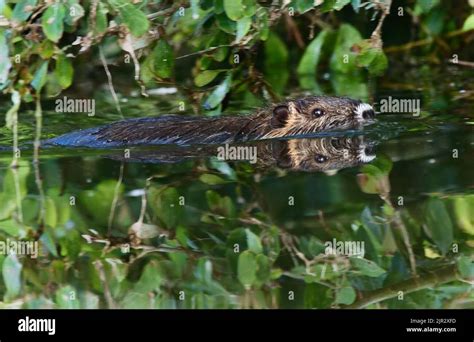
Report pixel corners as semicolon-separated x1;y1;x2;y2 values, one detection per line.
314;154;328;163
312;108;324;117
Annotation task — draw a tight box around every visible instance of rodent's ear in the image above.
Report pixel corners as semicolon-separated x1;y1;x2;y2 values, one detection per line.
271;105;289;128
272;141;292;168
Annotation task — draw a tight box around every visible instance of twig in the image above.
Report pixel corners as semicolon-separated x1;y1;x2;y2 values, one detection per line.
370;0;392;49
99;45;123;117
381;194;417;277
175;44;234;60
9;93;23;223
147;2;189;20
107;162;124;236
343;264;459;309
384;29;472;53
94;261;117;309
450;59;474;68
33;96;46;225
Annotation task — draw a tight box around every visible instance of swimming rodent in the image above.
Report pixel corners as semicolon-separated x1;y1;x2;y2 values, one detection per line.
44;96;376;148
101;136;376;173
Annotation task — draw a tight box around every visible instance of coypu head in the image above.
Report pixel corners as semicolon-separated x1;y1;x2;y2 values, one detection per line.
272;136;376;172
264;96;375;139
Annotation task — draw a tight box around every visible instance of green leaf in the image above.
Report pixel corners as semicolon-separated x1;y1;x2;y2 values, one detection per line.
204;74;231;109
148;186;185;229
304;283;333;308
242;0;257;16
41;3;66;42
223;0;244;21
236;16;251;42
463;14;474;31
424;198;453;255
257;11;269;40
194;70;223;87
199;173;226;185
12;0;37;23
355;42;388;76
350;257;387;277
55;55;74;89
55;285;80;308
40;230;58;257
110;0;149;36
333;0;351;10
457;256;474;279
0;30;11;86
238;250;257;288
416;0;440;14
255;254;271;283
31;61;48;92
2;254;22;298
216;13;236;34
133;261;162;293
264;33;289;93
297;30;328;75
351;0;361;12
93;2;108;35
335;286;356;305
452;195;474;235
44;197;58;228
3;160;30;197
64;0;85;26
245;228;263;254
151;39;174;79
0;219;20;236
330;24;362;73
331;72;367;98
290;0;315;14
79;179;124;228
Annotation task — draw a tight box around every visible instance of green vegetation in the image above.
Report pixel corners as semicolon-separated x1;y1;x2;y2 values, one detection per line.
0;0;473;309
1;0;473;109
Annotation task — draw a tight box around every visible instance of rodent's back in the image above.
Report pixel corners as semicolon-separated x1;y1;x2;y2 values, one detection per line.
45;114;260;147
44;96;375;148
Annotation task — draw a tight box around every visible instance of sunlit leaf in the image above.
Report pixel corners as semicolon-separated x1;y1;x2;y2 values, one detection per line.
350;257;387;277
31;61;49;92
194;70;223;87
55;54;74;89
424;198;453;255
199;173;226;185
335;286;356;305
264;33;289;93
151;39;174;79
330;24;362;73
223;0;244;21
462;14;474;31
2;254;22;298
109;0;149;36
245;228;262;254
236;16;251;42
55;285;80;308
238;250;257;287
203;74;232;109
41;3;65;42
0;30;11;86
64;0;85;26
11;0;37;23
457;256;474;279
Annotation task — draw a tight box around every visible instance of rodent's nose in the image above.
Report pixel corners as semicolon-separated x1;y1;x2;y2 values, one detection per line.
364;145;376;155
362;109;375;120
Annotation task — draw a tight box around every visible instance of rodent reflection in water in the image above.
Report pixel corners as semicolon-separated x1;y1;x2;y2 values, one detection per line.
104;136;376;173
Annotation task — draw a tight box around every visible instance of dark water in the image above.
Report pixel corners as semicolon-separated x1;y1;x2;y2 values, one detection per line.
0;67;472;309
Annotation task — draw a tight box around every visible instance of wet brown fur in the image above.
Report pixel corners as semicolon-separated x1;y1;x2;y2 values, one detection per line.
91;96;371;146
